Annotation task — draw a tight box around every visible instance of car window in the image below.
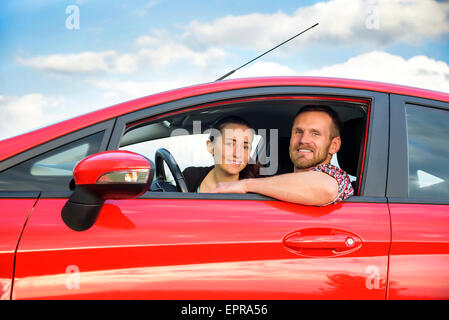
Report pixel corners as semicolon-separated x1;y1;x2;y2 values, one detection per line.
30;143;90;176
406;104;449;200
120;131;262;185
121;133;214;184
0;132;104;192
118;98;367;194
122;134;215;172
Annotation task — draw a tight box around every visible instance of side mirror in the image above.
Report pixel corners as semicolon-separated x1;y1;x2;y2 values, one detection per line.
61;150;154;231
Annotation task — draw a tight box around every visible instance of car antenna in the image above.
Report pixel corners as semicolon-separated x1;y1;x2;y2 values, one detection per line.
215;22;319;81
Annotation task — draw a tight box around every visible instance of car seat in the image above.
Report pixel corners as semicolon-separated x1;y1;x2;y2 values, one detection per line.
337;117;365;193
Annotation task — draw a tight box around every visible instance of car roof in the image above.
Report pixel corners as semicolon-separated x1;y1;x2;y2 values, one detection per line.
1;76;448;162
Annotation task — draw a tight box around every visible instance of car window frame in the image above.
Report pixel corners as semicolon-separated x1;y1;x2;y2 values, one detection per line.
387;94;449;205
106;86;389;202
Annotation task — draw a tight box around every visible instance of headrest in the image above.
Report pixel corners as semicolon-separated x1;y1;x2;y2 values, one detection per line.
277;137;293;175
256;136;292;176
337;118;364;177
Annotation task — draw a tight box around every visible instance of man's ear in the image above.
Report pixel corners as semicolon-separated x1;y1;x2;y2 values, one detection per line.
329;136;341;155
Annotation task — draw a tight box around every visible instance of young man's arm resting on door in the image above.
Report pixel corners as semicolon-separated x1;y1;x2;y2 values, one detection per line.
210;170;338;206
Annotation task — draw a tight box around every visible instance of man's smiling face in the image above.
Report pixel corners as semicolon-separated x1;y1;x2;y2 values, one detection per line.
289;111;341;171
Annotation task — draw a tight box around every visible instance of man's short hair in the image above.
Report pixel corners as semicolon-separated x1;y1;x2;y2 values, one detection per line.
294;105;343;139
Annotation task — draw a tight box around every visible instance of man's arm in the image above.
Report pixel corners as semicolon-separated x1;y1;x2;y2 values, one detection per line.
210;171;339;206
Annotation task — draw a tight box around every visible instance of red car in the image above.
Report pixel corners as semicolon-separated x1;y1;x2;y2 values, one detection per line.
0;76;448;300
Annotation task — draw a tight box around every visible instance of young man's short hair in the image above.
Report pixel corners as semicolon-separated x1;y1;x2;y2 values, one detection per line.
294;105;343;139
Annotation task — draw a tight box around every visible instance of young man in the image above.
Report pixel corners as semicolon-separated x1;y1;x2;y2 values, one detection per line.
210;105;354;206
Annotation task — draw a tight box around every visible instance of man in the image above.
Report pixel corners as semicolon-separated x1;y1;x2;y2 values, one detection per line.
210;105;354;206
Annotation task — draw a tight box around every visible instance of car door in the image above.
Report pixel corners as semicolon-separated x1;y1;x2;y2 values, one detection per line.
12;86;391;299
387;94;449;299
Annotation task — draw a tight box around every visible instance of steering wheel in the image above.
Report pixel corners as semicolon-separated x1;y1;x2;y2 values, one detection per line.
154;148;188;192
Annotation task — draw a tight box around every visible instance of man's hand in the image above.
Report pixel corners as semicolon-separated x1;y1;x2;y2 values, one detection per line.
210;180;249;194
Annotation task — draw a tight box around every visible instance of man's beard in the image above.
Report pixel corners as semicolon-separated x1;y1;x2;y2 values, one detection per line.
289;143;331;170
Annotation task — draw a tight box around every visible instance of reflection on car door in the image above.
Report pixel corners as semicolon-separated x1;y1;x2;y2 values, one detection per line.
12;195;390;299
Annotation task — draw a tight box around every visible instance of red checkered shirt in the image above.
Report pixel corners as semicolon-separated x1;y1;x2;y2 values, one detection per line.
312;163;354;205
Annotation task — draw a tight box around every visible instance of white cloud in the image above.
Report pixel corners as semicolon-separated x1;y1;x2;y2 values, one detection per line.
16;44;227;75
111;53;140;74
228;61;297;79
133;29;168;48
0;94;67;139
306;51;449;93
16;50;142;75
137;44;227;70
16;51;116;74
183;0;449;50
134;35;161;47
132;29;228;70
89;78;194;105
225;51;449;93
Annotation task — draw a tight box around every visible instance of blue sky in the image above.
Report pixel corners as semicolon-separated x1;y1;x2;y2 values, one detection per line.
1;0;449;139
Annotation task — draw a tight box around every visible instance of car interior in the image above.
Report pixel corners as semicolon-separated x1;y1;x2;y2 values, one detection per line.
119;97;368;195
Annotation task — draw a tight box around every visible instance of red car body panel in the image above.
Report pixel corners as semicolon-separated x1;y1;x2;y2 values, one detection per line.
0;198;37;300
13;198;390;299
388;204;449;299
1;76;448;162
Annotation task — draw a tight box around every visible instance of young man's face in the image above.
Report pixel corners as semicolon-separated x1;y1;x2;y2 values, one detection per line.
289;111;341;171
